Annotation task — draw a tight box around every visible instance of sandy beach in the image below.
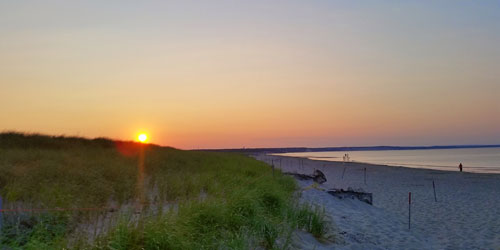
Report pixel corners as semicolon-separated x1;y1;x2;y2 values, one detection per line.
255;154;500;250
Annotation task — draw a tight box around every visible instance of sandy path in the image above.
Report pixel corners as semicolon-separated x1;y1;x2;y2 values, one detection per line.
255;154;500;250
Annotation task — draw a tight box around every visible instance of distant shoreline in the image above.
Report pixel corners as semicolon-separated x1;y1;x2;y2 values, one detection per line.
267;154;500;176
199;144;500;154
272;148;500;174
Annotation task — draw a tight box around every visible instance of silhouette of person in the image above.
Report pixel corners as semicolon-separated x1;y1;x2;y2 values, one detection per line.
459;163;463;172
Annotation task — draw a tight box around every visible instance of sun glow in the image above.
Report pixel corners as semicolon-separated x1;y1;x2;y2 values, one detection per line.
138;133;148;143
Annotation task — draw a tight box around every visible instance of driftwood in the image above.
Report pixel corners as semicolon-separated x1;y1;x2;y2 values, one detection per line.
285;169;327;184
327;188;373;205
312;169;327;184
286;173;315;181
285;171;372;205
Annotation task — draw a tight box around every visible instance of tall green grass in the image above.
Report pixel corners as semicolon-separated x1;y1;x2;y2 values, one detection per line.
0;132;329;249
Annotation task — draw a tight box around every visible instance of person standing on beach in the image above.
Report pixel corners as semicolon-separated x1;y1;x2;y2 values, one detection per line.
459;163;463;172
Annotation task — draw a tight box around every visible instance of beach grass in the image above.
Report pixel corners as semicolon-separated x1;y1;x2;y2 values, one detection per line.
0;132;329;249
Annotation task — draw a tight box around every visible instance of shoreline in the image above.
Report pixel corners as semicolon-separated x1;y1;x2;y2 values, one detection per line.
268;154;500;176
254;154;500;249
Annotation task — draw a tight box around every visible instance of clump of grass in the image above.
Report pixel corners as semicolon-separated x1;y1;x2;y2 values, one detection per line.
0;212;70;249
0;132;330;249
292;203;328;238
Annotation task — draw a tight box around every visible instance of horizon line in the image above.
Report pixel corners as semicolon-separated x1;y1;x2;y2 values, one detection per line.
195;144;500;152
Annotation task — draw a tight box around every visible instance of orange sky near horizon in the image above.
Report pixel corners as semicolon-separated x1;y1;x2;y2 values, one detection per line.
1;1;499;149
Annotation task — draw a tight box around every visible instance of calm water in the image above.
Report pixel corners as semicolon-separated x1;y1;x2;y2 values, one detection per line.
276;147;500;173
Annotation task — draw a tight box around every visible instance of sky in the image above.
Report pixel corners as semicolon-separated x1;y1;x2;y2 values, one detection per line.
1;1;499;149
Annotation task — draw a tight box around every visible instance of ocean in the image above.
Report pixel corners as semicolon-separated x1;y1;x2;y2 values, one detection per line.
275;147;500;174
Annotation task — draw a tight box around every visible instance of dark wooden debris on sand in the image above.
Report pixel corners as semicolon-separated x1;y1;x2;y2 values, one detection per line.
285;170;373;205
312;169;327;184
285;169;327;184
327;188;373;205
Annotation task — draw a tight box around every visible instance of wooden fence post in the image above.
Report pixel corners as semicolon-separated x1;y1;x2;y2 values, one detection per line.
432;180;437;202
364;168;367;184
408;192;412;230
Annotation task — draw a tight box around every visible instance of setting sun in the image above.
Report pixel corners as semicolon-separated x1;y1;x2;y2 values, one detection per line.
138;134;147;143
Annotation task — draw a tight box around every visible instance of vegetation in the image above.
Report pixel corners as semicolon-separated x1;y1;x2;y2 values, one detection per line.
0;132;328;249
